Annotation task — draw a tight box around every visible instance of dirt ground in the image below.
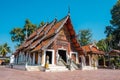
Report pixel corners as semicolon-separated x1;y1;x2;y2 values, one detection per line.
0;66;120;80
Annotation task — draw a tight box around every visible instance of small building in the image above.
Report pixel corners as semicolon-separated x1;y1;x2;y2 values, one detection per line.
109;49;120;56
81;44;105;70
108;49;120;69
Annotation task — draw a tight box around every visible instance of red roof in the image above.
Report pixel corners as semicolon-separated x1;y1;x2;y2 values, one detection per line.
82;44;104;55
14;15;83;55
109;49;120;56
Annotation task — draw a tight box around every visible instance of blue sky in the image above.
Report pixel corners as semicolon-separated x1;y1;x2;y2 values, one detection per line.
0;0;117;51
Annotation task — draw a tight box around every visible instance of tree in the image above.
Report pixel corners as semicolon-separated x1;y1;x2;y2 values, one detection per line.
97;39;109;53
10;19;37;46
23;19;37;39
0;43;11;57
105;0;120;49
78;29;92;46
10;27;24;46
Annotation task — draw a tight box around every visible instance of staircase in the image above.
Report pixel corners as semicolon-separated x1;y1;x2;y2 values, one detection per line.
26;65;41;71
82;66;97;70
45;65;68;72
71;60;79;70
45;56;69;72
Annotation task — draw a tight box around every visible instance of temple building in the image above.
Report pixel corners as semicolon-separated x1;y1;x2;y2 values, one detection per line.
81;44;105;70
13;14;104;71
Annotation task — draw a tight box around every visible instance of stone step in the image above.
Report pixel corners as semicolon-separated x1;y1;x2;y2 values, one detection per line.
26;66;41;71
82;66;97;70
46;65;69;72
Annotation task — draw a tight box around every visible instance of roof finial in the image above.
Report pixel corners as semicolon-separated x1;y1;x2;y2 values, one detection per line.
68;5;70;16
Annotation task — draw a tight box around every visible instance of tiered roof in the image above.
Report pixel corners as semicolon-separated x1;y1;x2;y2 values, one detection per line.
82;44;104;55
14;15;83;55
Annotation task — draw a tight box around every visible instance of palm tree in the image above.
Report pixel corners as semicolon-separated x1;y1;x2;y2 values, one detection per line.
0;43;11;57
97;39;109;53
23;19;37;39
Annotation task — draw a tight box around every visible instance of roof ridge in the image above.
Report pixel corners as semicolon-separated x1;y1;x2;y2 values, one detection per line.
55;16;69;33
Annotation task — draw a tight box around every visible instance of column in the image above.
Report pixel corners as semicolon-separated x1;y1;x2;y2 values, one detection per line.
23;53;25;62
38;53;41;65
20;52;23;62
18;53;20;64
76;53;79;64
96;55;98;67
25;53;28;68
82;56;85;66
28;54;30;65
25;53;28;63
52;50;54;65
14;56;17;64
42;50;46;66
89;55;92;66
103;56;106;67
32;53;35;65
28;53;32;65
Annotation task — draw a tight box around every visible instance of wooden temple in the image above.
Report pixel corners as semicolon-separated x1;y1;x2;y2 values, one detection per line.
13;14;104;71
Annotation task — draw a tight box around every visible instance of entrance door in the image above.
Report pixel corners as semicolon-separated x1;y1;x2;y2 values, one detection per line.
79;57;82;63
46;51;52;64
35;53;38;64
85;56;89;66
58;50;67;63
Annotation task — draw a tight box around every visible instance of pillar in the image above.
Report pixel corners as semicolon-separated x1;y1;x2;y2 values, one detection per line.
38;53;41;65
89;55;92;66
25;53;28;63
14;56;17;64
96;55;98;67
28;53;30;65
82;55;85;66
103;56;106;67
20;52;23;62
32;53;35;65
28;53;32;65
42;50;46;66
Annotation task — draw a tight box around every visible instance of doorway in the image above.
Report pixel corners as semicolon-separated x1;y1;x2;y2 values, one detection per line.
85;56;89;66
35;53;38;64
46;51;52;64
79;57;82;63
58;50;67;63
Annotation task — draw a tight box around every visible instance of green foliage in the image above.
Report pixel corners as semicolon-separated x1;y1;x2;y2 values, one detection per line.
10;27;24;45
10;19;45;47
105;0;120;49
23;19;37;38
5;58;10;63
0;43;11;57
78;29;92;46
37;21;45;29
97;39;109;52
110;56;120;69
10;19;44;47
97;34;114;53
